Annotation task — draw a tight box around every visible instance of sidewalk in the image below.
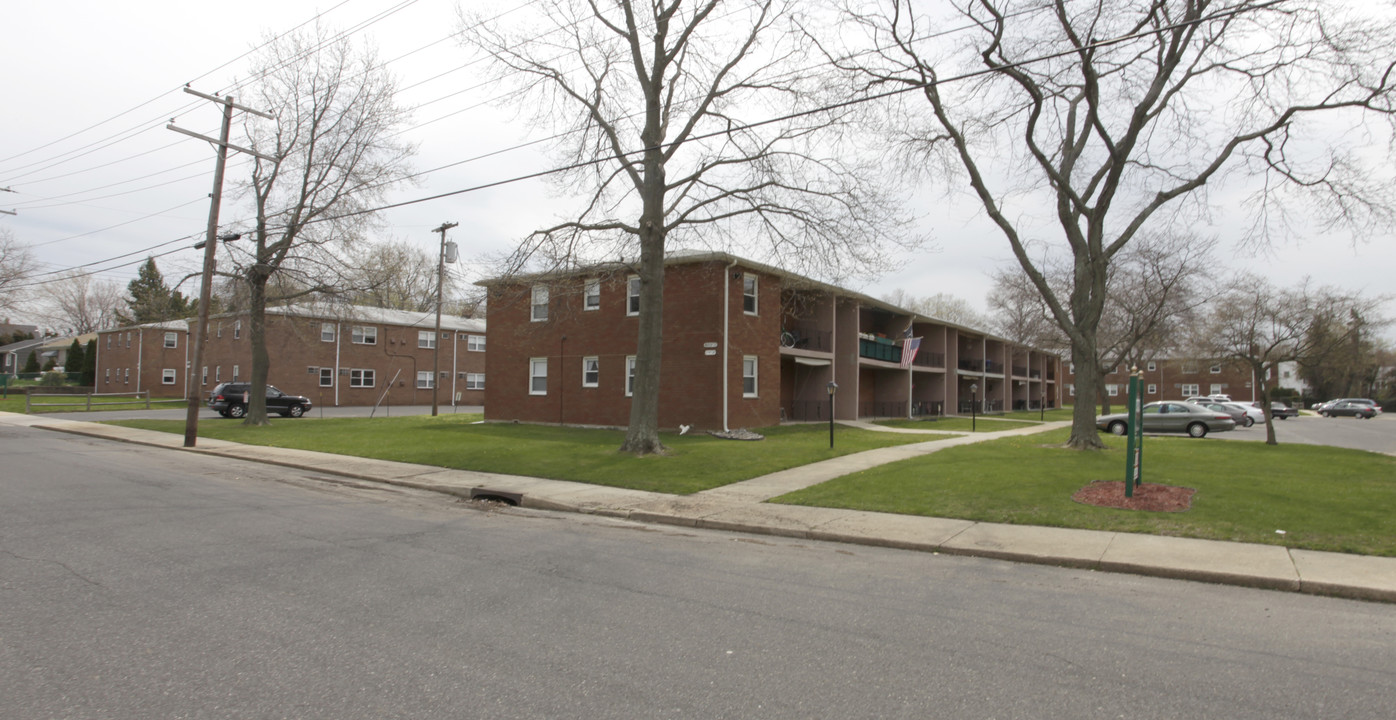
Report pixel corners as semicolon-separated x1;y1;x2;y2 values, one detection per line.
5;410;1395;603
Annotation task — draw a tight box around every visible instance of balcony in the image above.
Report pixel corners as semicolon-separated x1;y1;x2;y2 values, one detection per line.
911;351;945;368
1029;369;1041;379
985;359;1004;374
779;326;832;352
859;337;902;364
957;357;983;372
1012;365;1028;377
858;400;907;417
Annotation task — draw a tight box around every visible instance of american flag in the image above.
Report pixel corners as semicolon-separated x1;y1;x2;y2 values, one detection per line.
900;337;921;368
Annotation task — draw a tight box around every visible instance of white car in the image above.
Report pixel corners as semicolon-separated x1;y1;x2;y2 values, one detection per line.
1222;401;1265;427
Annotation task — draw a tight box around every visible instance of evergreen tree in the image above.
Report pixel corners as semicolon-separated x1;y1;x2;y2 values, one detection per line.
22;350;40;374
119;257;191;325
82;339;98;386
66;339;84;376
41;356;56;371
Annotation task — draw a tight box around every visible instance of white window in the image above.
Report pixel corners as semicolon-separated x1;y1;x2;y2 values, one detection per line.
418;330;436;349
234;320;241;339
529;358;548;395
321;323;335;342
1210;383;1223;395
1210;364;1222;374
1106;384;1119;397
1146;361;1156;372
232;365;240;382
627;276;641;316
743;356;758;397
625;356;636;397
320;368;334;387
1147;384;1158;395
1182;383;1199;397
1068;385;1075;396
582;356;599;388
125;332;131;348
162;369;176;385
350;369;375;388
584;278;601;311
216;324;222;339
201;367;208;386
351;326;377;345
742;274;757;314
1069;363;1075;375
124;368;129;384
105;368;110;384
106;335;111;349
531;285;549;322
417;370;434;389
164;332;177;349
467;334;485;352
215;366;222;383
465;373;485;390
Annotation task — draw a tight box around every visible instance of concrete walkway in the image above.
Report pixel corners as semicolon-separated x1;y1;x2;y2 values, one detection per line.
4;411;1394;604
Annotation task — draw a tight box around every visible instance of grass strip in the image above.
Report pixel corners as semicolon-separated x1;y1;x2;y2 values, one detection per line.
106;415;951;494
772;428;1396;556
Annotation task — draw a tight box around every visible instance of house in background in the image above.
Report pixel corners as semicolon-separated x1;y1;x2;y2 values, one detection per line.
33;333;97;371
95;306;488;407
477;251;1062;432
1064;358;1261;405
1;335;49;376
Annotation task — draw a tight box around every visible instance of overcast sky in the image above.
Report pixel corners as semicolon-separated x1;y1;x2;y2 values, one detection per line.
3;1;1392;340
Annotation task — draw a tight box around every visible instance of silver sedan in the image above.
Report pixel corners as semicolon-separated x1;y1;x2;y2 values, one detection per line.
1096;401;1238;438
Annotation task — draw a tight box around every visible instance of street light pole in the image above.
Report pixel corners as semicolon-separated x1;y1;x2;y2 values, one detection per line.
970;382;978;432
430;222;458;417
827;381;838;448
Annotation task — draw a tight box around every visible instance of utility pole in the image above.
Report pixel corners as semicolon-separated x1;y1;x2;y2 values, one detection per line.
170;86;276;448
430;222;459;417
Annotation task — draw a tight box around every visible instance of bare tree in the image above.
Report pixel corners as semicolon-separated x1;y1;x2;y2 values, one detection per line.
1;228;37;315
1192;277;1381;444
834;0;1396;449
882;289;987;327
342;239;448;312
230;27;415;425
32;271;124;334
463;0;911;454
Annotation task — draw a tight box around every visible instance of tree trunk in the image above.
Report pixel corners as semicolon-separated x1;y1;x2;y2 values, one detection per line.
1067;343;1106;450
1258;363;1278;446
243;272;272;427
619;133;668;455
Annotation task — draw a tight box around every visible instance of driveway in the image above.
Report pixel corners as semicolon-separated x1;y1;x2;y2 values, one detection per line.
1214;412;1395;455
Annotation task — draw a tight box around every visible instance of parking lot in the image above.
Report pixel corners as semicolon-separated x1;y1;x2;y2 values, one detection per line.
1214;412;1395;455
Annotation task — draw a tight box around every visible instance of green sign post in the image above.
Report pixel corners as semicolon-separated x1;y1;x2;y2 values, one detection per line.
1123;368;1144;497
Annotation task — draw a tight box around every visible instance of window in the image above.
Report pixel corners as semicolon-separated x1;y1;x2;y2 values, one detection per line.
1147;383;1158;395
625;356;636;396
1069;363;1075;375
234;320;241;340
351;326;377;345
582;356;599;388
417;371;434;389
1106;384;1119;397
418;330;436;349
1146;361;1157;372
1210;364;1222;374
627;276;641;316
742;274;758;314
232;365;240;382
164;332;177;349
125;332;131;348
743;356;758;397
467;334;485;352
529;358;548;395
1181;383;1199;397
1068;385;1075;396
106;335;111;349
350;369;375;388
162;369;176;385
215;366;221;383
321;323;335;342
105;368;110;384
1210;383;1223;395
124;368;129;384
465;373;485;390
531;285;549;322
201;367;208;386
216;323;222;339
320;368;334;387
584;278;600;311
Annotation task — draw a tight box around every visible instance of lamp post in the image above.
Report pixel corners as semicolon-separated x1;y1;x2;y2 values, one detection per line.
827;380;838;448
1040;386;1046;421
429;222;458;417
970;382;978;432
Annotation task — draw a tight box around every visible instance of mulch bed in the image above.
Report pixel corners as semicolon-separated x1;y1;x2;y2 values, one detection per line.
1072;481;1196;512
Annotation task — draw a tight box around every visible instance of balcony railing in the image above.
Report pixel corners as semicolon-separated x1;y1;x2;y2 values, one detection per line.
1012;365;1028;377
957;399;1006;414
912;400;944;417
858;400;907;418
1029;369;1041;379
958;357;983;372
859;338;902;364
785;400;831;422
779;326;832;352
911;351;945;368
985;359;1004;374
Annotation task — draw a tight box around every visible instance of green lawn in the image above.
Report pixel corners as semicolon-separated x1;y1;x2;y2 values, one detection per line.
0;394;188;414
875;417;1040;432
106;415;951;494
772;428;1396;556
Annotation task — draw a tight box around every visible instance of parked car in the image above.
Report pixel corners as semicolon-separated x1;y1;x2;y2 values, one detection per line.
1196;401;1249;427
1265;402;1299;419
207;382;313;418
1097;401;1237;438
1320;400;1379;419
1222;401;1265;427
1333;398;1382;414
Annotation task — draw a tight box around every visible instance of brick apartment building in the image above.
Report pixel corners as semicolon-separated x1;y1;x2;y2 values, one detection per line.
1064;357;1261;405
478;251;1062;431
95;306;488;408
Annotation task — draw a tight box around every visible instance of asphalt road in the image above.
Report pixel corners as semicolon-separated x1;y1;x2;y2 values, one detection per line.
3;425;1394;719
1213;412;1396;454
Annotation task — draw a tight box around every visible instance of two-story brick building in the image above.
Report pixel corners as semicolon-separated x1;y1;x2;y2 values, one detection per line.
478;251;1062;431
1064;357;1260;405
95;306;488;408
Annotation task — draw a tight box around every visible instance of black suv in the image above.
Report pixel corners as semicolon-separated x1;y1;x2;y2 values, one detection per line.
208;382;312;418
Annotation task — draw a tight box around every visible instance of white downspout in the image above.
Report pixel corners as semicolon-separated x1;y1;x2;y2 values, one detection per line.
334;323;342;407
183;330;190;400
451;331;458;407
136;328;144;394
722;259;737;431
